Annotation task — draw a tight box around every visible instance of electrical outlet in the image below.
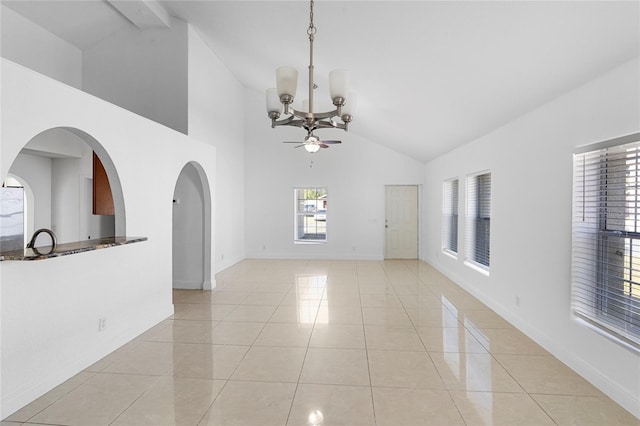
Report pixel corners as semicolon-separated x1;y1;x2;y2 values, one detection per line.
98;318;107;332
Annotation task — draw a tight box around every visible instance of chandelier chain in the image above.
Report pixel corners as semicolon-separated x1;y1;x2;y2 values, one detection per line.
307;0;316;38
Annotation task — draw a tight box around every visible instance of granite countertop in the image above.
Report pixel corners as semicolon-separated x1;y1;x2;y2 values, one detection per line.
0;236;147;261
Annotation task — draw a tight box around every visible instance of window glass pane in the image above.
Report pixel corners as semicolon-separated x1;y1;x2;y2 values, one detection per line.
295;187;327;242
465;172;491;269
442;179;458;254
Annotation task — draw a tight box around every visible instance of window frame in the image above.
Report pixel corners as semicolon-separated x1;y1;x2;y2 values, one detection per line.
442;177;459;257
464;171;491;273
572;133;640;351
293;187;328;244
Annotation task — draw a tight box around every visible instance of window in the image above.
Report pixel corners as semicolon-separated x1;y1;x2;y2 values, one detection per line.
442;178;459;255
465;172;491;269
294;187;327;242
572;134;640;349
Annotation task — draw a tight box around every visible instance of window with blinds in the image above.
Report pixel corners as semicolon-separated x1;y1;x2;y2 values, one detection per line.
572;134;640;349
442;178;459;255
465;172;491;270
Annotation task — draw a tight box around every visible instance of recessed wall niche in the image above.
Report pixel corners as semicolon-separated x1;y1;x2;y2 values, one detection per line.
2;127;125;247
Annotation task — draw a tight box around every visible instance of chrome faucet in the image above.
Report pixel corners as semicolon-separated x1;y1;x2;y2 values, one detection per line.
26;228;57;250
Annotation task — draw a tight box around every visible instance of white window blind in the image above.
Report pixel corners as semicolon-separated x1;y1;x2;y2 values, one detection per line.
442;178;459;254
572;137;640;348
465;172;491;269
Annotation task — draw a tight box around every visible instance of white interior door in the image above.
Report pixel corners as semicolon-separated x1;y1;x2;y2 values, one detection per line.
385;185;418;259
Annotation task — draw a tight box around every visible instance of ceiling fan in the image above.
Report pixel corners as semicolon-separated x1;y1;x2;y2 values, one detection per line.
283;133;342;153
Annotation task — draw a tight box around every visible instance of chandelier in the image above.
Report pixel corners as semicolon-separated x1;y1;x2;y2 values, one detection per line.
266;0;356;153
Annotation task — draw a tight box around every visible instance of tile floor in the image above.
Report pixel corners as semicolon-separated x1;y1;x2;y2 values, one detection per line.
3;259;639;426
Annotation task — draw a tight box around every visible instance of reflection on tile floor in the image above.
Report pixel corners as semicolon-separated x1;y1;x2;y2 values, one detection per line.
3;260;639;426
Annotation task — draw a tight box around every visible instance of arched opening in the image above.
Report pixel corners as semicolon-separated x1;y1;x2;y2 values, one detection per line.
172;161;212;290
0;127;125;249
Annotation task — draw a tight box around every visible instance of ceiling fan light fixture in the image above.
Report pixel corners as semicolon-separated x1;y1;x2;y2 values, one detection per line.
304;143;321;153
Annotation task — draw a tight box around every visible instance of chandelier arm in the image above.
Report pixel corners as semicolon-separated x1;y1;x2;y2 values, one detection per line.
315;120;346;130
272;116;306;128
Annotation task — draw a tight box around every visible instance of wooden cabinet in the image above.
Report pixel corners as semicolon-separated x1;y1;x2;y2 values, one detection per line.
93;152;114;216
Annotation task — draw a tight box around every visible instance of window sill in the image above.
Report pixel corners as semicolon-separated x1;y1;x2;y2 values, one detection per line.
464;259;490;276
442;249;458;260
294;240;327;245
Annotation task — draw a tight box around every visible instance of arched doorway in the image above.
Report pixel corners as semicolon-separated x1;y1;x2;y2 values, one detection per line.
1;127;125;246
172;162;212;290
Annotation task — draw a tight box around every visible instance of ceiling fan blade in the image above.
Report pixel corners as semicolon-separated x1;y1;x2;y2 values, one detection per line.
321;140;342;144
319;144;330;149
282;141;302;144
294;144;306;148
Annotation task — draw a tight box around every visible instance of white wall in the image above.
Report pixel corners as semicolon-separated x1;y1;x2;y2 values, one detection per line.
0;59;217;419
7;153;52;233
244;89;425;260
423;58;640;418
187;26;245;273
82;17;188;134
172;163;205;289
0;4;82;89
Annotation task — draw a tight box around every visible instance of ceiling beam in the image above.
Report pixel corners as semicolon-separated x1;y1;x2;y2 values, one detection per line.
107;0;171;29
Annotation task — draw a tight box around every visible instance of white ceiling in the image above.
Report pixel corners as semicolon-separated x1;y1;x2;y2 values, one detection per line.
4;1;639;163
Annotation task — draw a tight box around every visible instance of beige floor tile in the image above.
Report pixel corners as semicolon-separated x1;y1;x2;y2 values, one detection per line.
450;391;556;425
362;307;413;326
253;322;314;347
208;291;248;305
199;381;296;426
309;324;366;349
406;307;461;327
269;305;317;323
323;291;362;308
531;394;640;425
4;372;95;422
417;326;488;353
495;354;602;396
365;325;425;351
287;384;375;426
173;303;237;321
111;377;225;426
430;352;523;392
241;292;286;306
231;346;306;382
171;343;249;379
317;305;363;325
221;304;276;322
372;387;465;426
469;328;549;355
360;293;402;308
29;373;158;426
368;350;444;389
103;341;176;376
357;282;395;295
144;320;220;344
280;292;323;308
208;321;265;345
300;348;370;386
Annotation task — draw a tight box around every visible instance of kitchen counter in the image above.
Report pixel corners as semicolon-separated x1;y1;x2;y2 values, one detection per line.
0;236;147;261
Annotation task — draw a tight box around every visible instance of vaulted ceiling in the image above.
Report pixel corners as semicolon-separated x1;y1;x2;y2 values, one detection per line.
3;1;639;163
